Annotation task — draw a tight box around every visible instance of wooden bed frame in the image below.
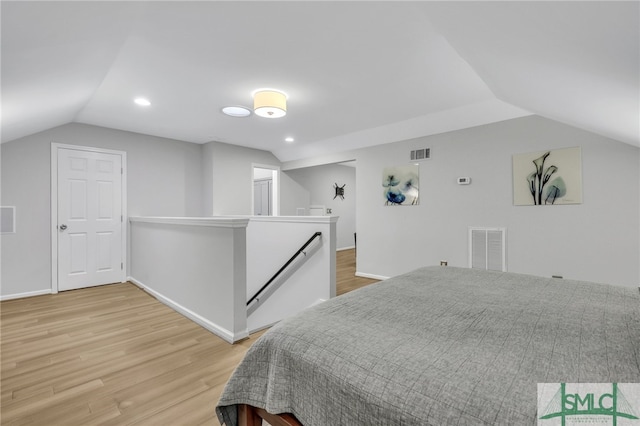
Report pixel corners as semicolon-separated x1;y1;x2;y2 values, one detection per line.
238;404;303;426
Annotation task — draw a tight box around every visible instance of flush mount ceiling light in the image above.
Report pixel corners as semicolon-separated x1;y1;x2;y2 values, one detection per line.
134;97;151;106
253;89;287;118
222;106;251;117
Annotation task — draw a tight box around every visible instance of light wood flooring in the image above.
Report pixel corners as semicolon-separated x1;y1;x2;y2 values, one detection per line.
1;249;377;426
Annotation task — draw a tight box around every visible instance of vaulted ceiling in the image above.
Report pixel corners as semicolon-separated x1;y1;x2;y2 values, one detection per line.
2;1;638;162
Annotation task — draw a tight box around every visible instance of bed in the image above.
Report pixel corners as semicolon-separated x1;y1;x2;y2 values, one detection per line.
216;266;640;425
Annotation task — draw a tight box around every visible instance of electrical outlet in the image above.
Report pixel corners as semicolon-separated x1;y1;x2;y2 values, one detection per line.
326;208;332;214
440;260;448;266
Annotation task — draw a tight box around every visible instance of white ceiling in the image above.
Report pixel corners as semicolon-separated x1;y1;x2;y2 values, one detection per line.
2;1;638;162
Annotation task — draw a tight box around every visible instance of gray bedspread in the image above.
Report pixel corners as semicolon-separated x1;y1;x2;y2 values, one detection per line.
216;266;640;425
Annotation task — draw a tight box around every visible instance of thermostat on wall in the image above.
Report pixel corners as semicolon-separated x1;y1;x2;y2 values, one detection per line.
457;177;471;185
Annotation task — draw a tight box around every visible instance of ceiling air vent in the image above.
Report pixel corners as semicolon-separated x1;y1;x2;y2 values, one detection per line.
410;148;430;161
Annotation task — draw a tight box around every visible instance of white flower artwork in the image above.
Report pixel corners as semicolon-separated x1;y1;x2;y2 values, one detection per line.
512;147;582;206
382;164;419;206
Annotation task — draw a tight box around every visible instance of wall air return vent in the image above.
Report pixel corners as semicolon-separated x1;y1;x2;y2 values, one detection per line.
469;227;506;272
410;148;430;161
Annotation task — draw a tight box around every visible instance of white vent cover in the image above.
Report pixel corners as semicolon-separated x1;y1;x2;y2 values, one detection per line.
410;148;430;161
469;227;506;271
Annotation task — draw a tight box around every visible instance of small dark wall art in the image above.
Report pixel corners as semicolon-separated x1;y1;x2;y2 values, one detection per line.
512;147;582;205
334;183;345;200
382;164;419;206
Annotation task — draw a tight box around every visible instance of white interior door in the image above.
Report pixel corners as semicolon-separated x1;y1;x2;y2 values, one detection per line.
57;148;124;291
253;179;272;216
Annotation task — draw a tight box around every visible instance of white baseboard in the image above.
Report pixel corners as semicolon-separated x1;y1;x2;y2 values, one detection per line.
355;271;390;281
337;245;356;252
310;298;326;307
248;321;278;335
128;276;248;344
248;297;327;334
1;289;52;301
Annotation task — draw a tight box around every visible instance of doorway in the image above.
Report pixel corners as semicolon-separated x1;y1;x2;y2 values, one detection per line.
254;178;272;216
252;165;279;216
51;144;127;293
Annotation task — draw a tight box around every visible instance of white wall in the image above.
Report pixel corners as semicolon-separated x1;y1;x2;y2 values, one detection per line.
129;217;249;343
284;163;357;250
0;124;298;298
253;168;274;180
1;123;203;297
246;216;337;333
127;215;336;340
279;172;311;217
353;116;639;287
202;141;281;216
3;115;637;298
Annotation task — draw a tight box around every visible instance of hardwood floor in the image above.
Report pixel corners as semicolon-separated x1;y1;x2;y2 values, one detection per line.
336;248;378;296
0;249;377;426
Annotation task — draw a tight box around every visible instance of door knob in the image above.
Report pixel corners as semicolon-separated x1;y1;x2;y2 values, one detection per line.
59;224;67;231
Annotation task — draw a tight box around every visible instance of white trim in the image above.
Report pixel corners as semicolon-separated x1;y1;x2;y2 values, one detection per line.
51;144;58;293
128;276;248;344
247;298;327;334
355;271;390;281
337;245;356;251
0;289;52;301
129;216;250;228
253;177;273;183
248;321;279;335
51;143;128;294
249;215;339;224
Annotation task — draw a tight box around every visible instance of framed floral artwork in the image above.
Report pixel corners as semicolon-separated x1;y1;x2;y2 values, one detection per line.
382;165;419;206
512;147;582;206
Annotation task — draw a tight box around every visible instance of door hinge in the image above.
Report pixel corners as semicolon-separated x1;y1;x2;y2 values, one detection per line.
121;215;123;222
121;262;123;270
121;168;123;175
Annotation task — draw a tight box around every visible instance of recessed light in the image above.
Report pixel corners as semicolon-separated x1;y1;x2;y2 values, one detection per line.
222;106;251;117
285;137;294;143
134;97;151;106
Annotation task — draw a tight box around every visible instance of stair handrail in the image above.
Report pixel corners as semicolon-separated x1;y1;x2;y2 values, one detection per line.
247;231;322;307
